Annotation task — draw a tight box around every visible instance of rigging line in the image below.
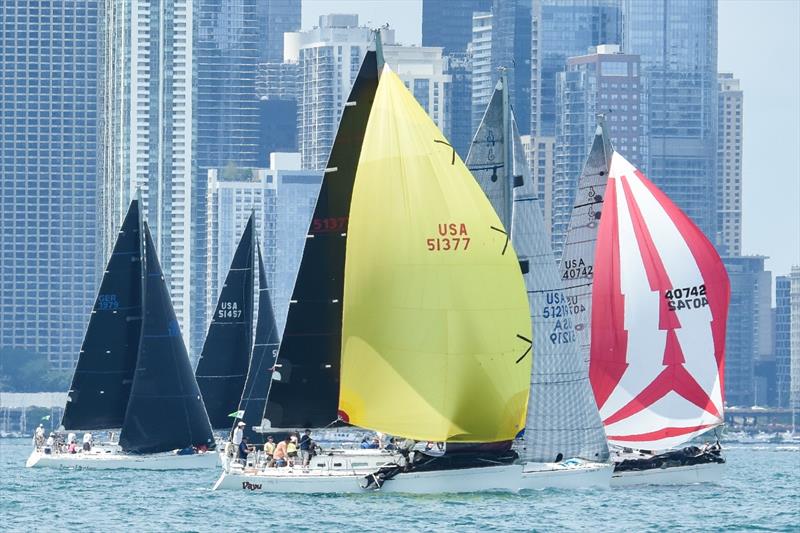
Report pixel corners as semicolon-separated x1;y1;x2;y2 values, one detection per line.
489;226;509;255
573;200;603;209
433;139;456;165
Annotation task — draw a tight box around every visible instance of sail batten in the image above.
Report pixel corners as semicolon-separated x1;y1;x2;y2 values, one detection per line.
590;152;729;451
338;67;531;443
196;215;255;428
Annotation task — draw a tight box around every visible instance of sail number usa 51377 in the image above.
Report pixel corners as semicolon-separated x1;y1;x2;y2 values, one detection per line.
426;223;470;252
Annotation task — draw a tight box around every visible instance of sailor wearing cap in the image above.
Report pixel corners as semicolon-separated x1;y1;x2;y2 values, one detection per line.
232;421;245;447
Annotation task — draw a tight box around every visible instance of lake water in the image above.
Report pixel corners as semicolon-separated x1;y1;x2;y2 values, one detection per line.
1;439;798;532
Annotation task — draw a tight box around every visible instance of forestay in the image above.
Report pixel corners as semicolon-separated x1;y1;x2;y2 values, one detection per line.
338;66;532;443
590;152;729;451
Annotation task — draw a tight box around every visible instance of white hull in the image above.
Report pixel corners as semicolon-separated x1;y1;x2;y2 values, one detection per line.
610;461;725;486
26;449;217;470
520;460;613;490
213;463;523;494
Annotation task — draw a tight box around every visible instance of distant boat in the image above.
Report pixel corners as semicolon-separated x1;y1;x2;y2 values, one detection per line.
26;199;216;469
563;121;729;485
215;42;540;494
466;73;611;489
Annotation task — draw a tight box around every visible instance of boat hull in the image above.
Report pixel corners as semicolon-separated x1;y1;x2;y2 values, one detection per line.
25;449;217;470
213;464;524;494
610;461;725;486
520;461;613;490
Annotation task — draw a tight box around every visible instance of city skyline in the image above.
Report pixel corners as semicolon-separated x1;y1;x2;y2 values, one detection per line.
302;0;800;276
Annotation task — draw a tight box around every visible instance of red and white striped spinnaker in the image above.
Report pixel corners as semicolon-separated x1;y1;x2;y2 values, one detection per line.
590;151;730;451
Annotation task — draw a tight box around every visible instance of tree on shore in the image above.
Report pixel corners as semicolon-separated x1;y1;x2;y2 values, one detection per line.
0;348;71;392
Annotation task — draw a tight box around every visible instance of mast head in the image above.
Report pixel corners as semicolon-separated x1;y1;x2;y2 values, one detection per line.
372;25;389;71
595;113;614;166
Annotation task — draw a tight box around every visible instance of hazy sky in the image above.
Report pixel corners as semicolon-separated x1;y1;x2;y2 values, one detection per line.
303;0;800;276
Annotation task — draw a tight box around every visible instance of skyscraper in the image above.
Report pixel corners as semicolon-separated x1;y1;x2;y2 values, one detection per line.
623;0;719;241
1;1;99;369
287;15;395;170
775;275;792;408
99;0;194;343
791;267;800;418
470;11;493;133
258;0;301;63
422;0;492;55
444;53;474;158
552;45;645;254
490;0;531;135
192;1;262;357
717;73;743;256
530;0;622;137
723;256;771;407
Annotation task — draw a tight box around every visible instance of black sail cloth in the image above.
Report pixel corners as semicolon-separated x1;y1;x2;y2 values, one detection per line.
196;215;255;428
61;200;143;430
263;51;379;430
119;224;215;454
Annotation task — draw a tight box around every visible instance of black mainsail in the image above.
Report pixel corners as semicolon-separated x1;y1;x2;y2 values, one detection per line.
119;224;215;454
195;215;255;428
239;243;280;442
263;51;379;430
61;200;143;430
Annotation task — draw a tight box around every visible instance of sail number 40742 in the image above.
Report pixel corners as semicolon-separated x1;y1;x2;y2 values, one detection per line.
664;284;708;311
427;223;470;252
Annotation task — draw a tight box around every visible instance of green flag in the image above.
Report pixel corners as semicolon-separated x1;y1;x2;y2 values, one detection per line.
41;415;50;421
228;410;245;419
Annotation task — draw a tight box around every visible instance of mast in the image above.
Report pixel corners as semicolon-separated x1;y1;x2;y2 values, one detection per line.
500;68;514;235
195;214;255;428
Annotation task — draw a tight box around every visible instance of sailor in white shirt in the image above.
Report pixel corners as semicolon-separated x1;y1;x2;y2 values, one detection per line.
82;432;93;451
232;421;245;446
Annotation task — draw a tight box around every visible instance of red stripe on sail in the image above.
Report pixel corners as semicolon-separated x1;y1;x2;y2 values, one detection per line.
602;338;721;426
590;177;628;409
634;169;730;401
607;423;716;443
619;176;680;331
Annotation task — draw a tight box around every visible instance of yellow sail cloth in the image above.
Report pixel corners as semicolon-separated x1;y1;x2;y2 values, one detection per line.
339;66;532;443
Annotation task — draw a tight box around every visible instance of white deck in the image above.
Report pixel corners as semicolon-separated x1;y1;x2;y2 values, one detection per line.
26;447;217;470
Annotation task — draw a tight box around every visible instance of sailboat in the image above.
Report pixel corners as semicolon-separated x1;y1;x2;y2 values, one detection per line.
466;74;612;489
563;120;729;485
26;199;216;469
214;44;534;494
195;214;256;429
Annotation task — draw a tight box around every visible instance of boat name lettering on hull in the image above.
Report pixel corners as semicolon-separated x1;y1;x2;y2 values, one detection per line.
664;284;708;311
427;223;470;251
242;481;262;491
562;258;593;280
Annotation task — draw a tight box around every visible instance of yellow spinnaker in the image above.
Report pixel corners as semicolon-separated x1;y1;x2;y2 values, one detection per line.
339;66;533;443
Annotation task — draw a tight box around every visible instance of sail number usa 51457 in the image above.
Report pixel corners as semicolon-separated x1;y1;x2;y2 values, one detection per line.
426;223;470;252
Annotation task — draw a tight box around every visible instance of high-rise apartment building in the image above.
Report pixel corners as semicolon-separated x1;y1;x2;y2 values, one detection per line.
258;0;301;63
470;11;493;133
444;54;474;158
287;15;395;170
717;73;743;256
775;276;792;408
192;1;262;357
525;136;556;241
791;267;800;416
0;1;99;369
206;153;322;335
623;0;718;242
422;0;492;55
723;256;771;407
257;62;301;167
99;0;194;344
383;45;451;133
490;0;532;135
530;0;622;138
552;45;645;255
